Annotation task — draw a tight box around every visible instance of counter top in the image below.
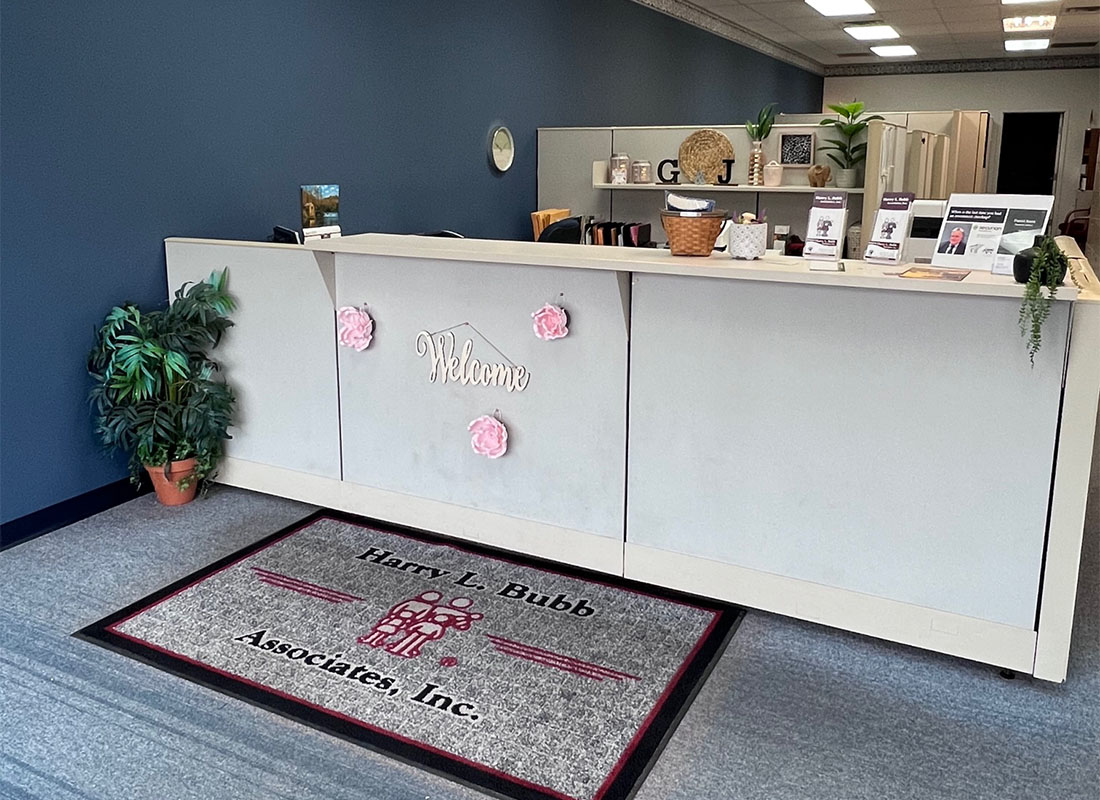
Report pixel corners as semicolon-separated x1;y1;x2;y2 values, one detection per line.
166;234;1100;302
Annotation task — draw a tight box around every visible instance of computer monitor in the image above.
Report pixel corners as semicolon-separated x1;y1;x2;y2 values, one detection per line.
272;226;302;244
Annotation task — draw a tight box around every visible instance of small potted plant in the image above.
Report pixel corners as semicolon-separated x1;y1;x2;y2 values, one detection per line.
1016;235;1068;366
745;102;777;187
818;101;883;188
727;211;769;260
88;269;236;505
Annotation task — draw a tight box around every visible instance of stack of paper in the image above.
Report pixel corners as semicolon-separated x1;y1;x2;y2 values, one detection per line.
531;209;571;241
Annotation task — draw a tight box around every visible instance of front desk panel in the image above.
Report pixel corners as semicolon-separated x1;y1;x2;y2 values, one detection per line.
335;254;629;540
165;241;341;480
164;234;1100;679
627;273;1069;629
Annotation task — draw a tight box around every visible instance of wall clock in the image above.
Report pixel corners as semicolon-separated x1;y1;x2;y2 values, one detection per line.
490;126;515;172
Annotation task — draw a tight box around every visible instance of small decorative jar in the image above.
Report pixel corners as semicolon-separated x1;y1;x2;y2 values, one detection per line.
610;153;630;184
748;141;765;187
763;161;783;187
728;222;768;260
631;160;653;184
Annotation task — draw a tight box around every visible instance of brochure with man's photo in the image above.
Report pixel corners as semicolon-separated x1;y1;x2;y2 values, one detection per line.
864;192;915;265
931;194;1053;272
804;191;848;266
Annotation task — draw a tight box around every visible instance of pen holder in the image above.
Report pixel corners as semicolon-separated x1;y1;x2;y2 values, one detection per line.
727;222;768;260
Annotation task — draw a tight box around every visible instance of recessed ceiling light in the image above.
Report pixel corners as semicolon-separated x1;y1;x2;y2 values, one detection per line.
1004;38;1051;50
804;0;875;17
1003;15;1057;32
845;24;900;40
871;44;917;56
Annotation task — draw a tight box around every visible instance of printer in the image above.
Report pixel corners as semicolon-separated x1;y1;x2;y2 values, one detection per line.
907;199;948;263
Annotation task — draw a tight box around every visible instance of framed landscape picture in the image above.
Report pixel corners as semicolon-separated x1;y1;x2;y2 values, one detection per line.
779;133;815;167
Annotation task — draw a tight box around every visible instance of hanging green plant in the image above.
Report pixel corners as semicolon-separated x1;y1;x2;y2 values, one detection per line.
1018;236;1068;366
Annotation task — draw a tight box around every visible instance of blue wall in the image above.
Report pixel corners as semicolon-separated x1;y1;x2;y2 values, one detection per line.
0;1;822;524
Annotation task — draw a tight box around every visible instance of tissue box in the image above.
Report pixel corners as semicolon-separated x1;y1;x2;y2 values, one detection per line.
728;223;768;260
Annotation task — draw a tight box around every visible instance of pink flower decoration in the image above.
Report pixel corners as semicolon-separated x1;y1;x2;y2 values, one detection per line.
468;415;508;458
532;303;568;340
337;306;373;351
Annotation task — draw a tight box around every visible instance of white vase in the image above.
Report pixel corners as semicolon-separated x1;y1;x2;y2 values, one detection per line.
835;168;859;188
728;223;768;260
748;141;764;187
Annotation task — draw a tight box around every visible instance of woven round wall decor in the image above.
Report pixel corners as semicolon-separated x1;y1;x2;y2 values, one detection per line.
678;129;735;185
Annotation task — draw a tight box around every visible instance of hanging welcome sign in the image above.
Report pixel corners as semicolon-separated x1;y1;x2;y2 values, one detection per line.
415;324;530;393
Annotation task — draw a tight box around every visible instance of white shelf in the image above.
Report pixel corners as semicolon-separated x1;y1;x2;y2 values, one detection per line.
593;182;864;194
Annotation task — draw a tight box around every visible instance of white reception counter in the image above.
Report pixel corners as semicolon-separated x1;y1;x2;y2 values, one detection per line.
165;233;1100;682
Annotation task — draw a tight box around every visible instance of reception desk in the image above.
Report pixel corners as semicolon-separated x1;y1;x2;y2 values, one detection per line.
165;234;1100;682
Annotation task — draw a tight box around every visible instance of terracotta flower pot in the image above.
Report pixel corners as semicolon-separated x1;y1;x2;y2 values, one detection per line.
144;457;200;506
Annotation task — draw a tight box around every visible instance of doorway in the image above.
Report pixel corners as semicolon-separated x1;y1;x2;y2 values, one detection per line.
996;112;1062;196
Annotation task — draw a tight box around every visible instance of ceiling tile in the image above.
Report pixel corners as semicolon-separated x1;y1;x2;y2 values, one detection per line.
653;0;1099;68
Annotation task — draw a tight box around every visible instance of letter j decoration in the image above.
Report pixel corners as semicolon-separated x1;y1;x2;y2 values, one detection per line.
337;305;374;351
468;414;508;458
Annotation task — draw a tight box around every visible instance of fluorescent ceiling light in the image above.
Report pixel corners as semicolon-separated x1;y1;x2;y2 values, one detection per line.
1003;15;1057;32
845;24;899;40
871;44;917;57
1002;0;1057;4
1004;38;1051;50
805;0;875;17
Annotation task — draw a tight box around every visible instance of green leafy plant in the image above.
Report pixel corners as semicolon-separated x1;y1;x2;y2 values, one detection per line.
745;102;778;142
88;269;236;490
818;101;883;169
1019;236;1068;366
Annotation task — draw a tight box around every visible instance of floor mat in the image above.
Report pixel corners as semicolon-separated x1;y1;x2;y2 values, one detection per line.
77;510;740;800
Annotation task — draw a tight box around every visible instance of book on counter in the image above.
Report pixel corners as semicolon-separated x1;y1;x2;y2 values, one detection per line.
803;190;848;267
864;192;915;266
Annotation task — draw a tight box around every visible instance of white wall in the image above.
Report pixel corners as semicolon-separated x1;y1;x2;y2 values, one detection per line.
824;69;1100;228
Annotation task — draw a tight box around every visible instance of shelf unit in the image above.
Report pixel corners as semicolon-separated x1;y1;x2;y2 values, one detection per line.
593;182;864;194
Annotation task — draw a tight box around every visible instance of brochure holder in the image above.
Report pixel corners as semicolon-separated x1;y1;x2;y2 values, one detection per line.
803;191;848;269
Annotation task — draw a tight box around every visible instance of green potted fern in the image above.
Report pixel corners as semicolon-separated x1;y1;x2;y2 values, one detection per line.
1015;235;1068;366
818;101;883;188
88;269;236;505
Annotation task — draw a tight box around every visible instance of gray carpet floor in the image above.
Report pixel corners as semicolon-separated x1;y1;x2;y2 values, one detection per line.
1;472;1097;799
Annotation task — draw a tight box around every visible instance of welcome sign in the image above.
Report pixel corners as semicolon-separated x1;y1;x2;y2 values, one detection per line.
78;512;737;800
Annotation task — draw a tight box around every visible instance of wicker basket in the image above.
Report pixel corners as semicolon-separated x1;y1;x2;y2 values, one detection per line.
661;211;727;256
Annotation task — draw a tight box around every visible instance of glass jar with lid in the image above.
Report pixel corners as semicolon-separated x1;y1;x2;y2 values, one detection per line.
610;153;630;184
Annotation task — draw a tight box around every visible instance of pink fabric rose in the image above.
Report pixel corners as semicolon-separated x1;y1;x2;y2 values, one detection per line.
532;303;568;340
337;306;373;351
468;415;508;458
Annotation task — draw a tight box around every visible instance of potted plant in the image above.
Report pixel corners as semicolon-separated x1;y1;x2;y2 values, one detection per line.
88;269;236;505
1016;235;1068;366
745;102;777;187
818;101;883;188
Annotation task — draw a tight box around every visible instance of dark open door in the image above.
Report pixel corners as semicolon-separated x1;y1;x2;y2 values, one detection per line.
997;112;1062;196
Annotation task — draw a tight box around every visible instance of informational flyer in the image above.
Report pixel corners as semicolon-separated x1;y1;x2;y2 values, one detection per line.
864;192;915;265
899;266;971;282
931;194;1052;272
301;184;342;241
803;191;849;266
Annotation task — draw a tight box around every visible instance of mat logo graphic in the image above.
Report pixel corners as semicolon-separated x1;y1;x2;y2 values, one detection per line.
358;591;483;659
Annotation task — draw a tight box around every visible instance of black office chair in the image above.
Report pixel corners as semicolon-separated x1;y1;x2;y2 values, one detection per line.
537;217;582;244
